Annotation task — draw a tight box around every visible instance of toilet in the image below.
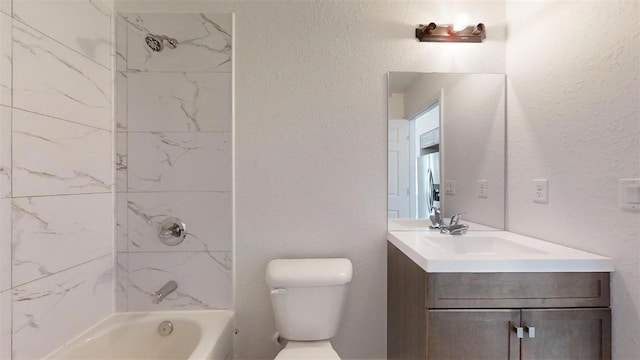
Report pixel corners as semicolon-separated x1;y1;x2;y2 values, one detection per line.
266;258;353;359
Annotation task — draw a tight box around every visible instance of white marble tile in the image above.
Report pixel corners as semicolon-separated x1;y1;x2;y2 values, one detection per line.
128;132;231;192
12;193;112;286
116;193;128;253
0;0;10;16
116;132;127;192
0;105;10;198
127;251;231;311
0;12;11;107
127;192;231;252
12;256;112;360
115;252;128;312
12;109;112;197
12;19;111;131
13;0;112;68
115;71;127;131
0;198;10;292
128;72;232;132
115;13;127;71
125;13;231;72
0;289;10;360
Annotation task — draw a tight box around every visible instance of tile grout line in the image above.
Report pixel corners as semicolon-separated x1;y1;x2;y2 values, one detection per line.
11;107;112;133
8;16;13;352
11;191;113;199
117;251;232;254
8;254;111;290
109;5;117;315
8;7;13;355
116;13;129;309
119;130;233;134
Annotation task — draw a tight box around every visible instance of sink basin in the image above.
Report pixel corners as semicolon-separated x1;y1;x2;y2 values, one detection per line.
425;236;548;256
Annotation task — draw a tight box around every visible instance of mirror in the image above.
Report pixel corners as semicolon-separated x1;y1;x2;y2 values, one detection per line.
388;72;506;231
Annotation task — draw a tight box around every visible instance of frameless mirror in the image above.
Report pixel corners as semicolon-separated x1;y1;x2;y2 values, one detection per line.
388;72;506;231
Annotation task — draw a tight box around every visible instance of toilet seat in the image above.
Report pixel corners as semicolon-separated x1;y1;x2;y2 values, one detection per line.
274;340;340;359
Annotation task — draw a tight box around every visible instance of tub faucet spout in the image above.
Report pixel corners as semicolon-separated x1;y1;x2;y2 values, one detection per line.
153;280;177;304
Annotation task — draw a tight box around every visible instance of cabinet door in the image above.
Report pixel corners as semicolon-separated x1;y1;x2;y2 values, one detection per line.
521;308;611;360
388;243;427;359
427;309;520;360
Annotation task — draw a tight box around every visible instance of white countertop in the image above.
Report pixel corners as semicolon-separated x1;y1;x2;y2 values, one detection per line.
387;230;614;273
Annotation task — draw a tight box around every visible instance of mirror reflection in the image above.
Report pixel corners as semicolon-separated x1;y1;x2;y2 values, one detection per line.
388;72;506;231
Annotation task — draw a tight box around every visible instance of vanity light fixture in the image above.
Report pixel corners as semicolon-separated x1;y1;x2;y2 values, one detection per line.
415;21;486;43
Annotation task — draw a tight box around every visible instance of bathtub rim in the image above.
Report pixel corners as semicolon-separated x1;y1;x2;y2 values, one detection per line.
43;309;235;360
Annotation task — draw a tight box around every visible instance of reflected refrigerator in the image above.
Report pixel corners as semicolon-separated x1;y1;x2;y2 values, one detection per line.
417;152;440;218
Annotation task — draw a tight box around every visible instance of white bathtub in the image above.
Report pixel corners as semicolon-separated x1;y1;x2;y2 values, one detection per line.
44;310;234;360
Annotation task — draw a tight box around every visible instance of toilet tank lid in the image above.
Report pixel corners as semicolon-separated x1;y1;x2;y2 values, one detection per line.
266;258;353;287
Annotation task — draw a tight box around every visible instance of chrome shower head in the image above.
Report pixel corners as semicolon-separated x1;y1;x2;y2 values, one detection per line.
145;34;163;52
144;34;178;52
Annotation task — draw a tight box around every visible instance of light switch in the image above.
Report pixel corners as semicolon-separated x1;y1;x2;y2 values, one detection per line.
619;179;640;211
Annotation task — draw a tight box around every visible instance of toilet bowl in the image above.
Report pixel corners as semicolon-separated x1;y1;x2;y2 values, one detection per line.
266;258;353;360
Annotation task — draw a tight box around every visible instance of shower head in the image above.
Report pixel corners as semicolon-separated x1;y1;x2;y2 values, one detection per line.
145;34;178;52
145;34;163;52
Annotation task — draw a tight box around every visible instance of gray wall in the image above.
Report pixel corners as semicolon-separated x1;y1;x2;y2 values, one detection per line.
506;2;639;358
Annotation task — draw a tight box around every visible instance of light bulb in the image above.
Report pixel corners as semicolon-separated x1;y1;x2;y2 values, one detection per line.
453;13;470;32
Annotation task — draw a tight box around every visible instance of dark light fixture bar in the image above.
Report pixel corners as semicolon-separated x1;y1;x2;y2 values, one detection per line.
415;22;486;43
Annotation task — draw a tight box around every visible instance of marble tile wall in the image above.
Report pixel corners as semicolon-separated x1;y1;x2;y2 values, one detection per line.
0;1;114;358
0;6;11;358
115;13;233;312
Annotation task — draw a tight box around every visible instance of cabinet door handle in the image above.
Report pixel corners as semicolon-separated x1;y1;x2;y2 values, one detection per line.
512;325;524;339
524;324;536;338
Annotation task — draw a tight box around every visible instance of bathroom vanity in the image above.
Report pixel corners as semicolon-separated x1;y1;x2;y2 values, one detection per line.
387;231;614;360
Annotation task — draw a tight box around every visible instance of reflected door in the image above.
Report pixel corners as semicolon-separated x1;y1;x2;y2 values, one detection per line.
388;119;410;218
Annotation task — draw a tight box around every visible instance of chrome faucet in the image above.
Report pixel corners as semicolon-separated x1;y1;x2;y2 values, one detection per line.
449;212;464;226
441;212;468;235
153;280;177;304
429;207;445;228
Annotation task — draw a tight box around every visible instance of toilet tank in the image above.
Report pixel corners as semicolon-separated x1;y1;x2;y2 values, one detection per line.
266;258;353;341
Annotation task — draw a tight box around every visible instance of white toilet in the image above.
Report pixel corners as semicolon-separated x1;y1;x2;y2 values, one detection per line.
266;258;353;360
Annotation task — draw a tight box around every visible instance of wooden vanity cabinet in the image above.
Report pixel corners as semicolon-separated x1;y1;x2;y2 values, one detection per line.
387;242;612;360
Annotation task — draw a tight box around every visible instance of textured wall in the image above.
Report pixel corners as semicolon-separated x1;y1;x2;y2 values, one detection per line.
114;13;233;312
0;0;113;358
506;1;640;357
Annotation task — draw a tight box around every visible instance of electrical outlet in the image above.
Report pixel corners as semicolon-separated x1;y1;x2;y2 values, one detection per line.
533;179;548;203
445;180;456;195
478;180;488;198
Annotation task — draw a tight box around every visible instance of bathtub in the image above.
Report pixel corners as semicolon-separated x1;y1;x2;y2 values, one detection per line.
44;310;234;360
